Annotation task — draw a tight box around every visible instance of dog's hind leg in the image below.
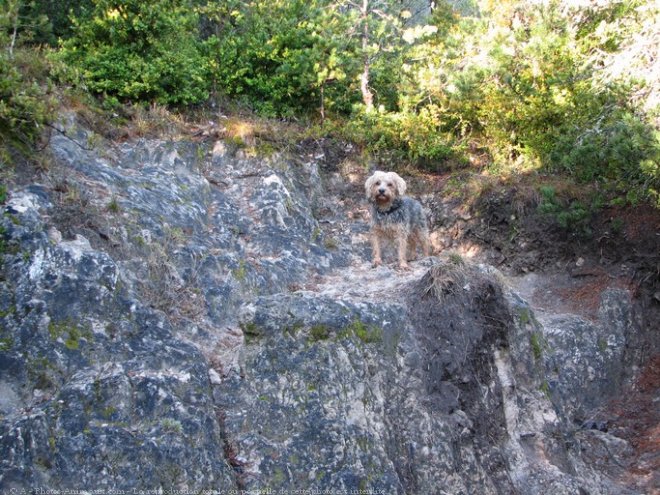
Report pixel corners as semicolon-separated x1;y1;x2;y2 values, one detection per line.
407;235;418;261
420;229;431;257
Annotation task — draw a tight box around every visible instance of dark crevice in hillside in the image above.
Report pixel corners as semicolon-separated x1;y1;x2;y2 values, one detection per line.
419;182;660;373
407;266;516;494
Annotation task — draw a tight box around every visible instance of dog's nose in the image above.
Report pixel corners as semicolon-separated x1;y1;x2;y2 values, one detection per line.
378;187;386;194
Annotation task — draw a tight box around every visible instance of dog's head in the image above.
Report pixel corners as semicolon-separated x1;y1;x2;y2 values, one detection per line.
365;171;407;209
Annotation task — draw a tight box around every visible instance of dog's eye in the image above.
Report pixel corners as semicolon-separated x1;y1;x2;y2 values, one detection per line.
375;181;381;185
387;182;393;187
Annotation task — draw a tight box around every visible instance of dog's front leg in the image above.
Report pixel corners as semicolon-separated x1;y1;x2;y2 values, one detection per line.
371;234;383;267
397;235;410;270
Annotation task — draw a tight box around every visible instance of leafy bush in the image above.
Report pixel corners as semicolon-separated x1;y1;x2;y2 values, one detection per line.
0;0;55;173
341;108;457;169
538;185;592;233
203;0;360;117
399;0;658;202
59;0;209;106
0;50;51;158
471;5;658;196
11;0;92;45
552;108;659;185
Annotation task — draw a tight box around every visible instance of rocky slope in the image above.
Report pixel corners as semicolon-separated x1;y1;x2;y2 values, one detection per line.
0;115;656;493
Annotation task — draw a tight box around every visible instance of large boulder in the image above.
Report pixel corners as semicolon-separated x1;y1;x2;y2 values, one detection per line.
0;116;647;493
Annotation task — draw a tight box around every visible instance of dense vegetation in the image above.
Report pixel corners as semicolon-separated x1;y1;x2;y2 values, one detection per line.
1;0;659;209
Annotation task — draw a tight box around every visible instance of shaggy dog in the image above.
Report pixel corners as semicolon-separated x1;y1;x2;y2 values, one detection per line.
365;171;430;269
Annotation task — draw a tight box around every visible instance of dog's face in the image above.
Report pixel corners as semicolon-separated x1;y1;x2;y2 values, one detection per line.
365;171;407;208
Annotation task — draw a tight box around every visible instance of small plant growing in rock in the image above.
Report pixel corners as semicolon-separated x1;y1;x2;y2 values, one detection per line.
0;334;14;351
336;320;383;345
423;260;470;300
161;418;183;434
27;356;60;391
48;319;92;351
240;321;262;344
539;380;551;398
348;320;383;344
517;306;532;326
323;237;339;250
283;321;304;338
448;251;465;266
101;406;117;419
107;197;120;213
309;324;331;342
530;332;544;361
233;260;249;283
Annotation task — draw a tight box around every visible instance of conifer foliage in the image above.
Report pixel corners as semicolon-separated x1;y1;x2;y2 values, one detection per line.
59;0;209;106
1;0;658;204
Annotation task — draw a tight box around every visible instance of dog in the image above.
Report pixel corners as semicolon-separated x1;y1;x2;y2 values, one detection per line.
365;171;430;269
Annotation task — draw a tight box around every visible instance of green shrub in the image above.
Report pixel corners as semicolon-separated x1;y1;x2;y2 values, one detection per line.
0;52;43;152
202;0;359;118
1;0;55;160
58;0;209;106
397;0;658;203
18;0;93;44
538;184;592;232
0;45;55;170
552;109;660;187
341;108;457;169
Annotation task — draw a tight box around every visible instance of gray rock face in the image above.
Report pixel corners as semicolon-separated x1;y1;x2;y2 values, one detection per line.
538;288;634;423
0;116;647;493
0;188;234;491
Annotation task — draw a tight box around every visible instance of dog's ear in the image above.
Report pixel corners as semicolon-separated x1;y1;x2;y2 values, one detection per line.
364;171;384;198
390;172;407;196
364;174;376;198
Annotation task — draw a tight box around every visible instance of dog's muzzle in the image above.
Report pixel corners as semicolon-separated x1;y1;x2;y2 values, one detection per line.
376;189;389;201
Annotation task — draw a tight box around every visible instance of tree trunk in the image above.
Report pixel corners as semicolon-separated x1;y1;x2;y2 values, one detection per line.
360;0;374;110
320;83;325;122
9;0;20;58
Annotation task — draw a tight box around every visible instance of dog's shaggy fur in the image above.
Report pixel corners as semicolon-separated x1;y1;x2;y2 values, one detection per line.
365;171;430;269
